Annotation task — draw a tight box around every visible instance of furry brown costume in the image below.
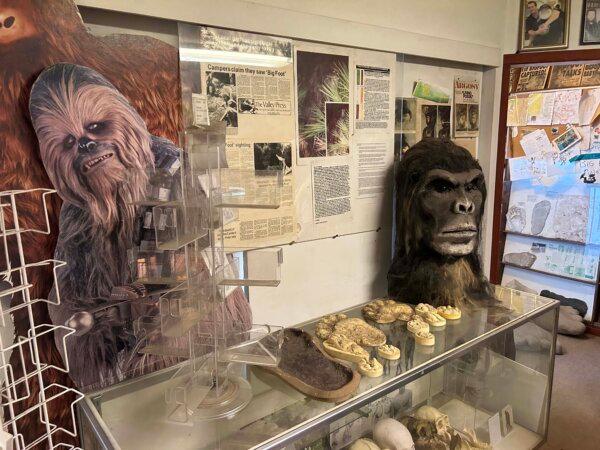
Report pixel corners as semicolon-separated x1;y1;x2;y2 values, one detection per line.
388;139;493;307
0;0;178;445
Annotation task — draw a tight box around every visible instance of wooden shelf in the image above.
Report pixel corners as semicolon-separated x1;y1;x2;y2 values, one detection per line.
503;230;587;246
501;261;597;285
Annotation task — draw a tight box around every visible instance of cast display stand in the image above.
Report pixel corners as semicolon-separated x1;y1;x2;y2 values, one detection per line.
0;189;83;449
129;125;285;423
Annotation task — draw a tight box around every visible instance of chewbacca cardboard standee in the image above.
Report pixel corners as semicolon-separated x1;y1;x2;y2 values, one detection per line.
29;63;253;392
388;139;494;307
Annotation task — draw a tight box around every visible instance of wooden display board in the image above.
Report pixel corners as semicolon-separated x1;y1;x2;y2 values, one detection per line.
492;49;600;329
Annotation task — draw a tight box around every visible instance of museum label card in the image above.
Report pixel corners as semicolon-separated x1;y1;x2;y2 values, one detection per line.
191;93;210;126
488;412;503;446
548;64;584;89
519;129;552;156
552;89;582;124
526;92;555;125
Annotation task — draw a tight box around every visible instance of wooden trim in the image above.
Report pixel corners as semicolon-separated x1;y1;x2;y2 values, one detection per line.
490;59;512;284
503;48;600;66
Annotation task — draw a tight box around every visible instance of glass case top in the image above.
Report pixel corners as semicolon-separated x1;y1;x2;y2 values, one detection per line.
85;286;557;450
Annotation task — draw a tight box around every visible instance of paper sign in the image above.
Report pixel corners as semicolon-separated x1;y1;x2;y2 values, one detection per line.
552;89;582;124
577;125;591;151
191;93;210;126
507;98;518;126
579;88;600;125
578;158;600;184
488;412;502;446
509;155;548;180
519;129;553;156
500;405;515;437
526;92;555;125
516;95;529;126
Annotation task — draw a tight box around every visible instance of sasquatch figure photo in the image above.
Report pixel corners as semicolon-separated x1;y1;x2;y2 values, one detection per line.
388;138;494;307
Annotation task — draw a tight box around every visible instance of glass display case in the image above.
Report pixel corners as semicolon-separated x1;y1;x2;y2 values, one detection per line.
78;286;558;450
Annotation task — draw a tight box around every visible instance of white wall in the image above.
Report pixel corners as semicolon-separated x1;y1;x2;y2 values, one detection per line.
76;0;513;326
76;0;507;66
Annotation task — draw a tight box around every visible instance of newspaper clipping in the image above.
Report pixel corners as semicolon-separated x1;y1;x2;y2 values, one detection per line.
454;76;480;138
197;26;298;247
312;164;352;225
355;66;392;131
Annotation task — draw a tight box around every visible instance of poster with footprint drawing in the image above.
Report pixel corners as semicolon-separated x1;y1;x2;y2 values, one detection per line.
506;185;590;243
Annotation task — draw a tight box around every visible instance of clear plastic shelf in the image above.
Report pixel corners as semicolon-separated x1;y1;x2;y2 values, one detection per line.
218;324;284;367
212;169;283;209
217;247;282;287
151;200;209;250
159;280;212;338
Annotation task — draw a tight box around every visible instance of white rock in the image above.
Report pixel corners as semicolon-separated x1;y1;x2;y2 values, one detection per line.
349;438;381;450
373;418;415;450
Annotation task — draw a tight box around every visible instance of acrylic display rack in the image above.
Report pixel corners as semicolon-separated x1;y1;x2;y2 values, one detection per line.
128;125;285;423
0;188;83;450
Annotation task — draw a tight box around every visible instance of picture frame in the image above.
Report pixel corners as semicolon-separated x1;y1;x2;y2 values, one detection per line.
580;0;600;45
519;1;570;52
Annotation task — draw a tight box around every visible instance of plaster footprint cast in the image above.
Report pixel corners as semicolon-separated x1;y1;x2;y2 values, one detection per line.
377;344;401;360
391;302;414;318
414;330;435;346
362;299;398;324
437;305;462;320
333;317;387;347
421;311;446;328
315;313;348;339
358;357;384;378
415;303;436;316
323;333;370;363
407;318;429;335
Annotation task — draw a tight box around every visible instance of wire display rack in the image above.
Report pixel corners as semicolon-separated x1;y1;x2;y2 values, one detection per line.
0;189;83;450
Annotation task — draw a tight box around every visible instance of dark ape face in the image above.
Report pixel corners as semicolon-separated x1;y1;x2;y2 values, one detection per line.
419;168;484;257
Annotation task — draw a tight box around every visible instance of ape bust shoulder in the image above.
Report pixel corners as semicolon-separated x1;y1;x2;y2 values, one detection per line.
388;139;493;307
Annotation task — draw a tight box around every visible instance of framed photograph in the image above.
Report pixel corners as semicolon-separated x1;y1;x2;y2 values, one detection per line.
519;1;570;52
581;0;600;44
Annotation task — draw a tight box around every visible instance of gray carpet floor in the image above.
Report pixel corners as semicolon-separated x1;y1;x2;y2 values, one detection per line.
539;333;600;450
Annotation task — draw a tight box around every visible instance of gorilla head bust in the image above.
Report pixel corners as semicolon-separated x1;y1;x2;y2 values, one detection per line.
388;139;493;307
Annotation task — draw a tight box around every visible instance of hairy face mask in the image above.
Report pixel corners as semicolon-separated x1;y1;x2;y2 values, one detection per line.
389;138;491;306
419;168;484;256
